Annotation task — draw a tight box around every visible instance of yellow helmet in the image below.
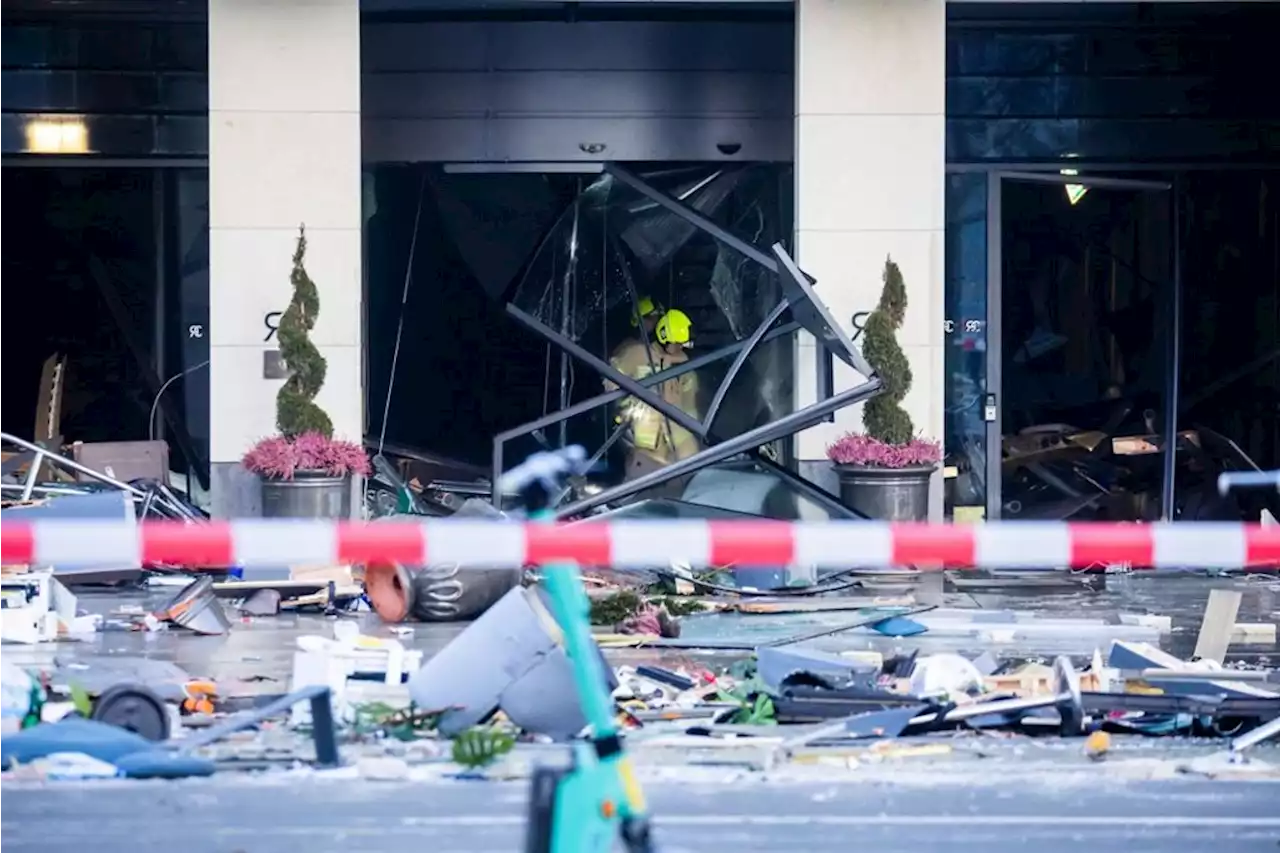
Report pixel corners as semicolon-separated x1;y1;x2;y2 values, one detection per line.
630;295;663;327
655;309;693;346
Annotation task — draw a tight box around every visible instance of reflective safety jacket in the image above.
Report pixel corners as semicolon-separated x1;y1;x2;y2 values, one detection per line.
606;338;700;463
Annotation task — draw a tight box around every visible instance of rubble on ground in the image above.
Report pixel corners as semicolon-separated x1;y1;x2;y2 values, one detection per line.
2;434;1277;782
3;566;1277;782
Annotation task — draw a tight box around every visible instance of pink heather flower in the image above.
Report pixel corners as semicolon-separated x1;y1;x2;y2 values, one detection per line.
242;433;371;479
825;433;942;469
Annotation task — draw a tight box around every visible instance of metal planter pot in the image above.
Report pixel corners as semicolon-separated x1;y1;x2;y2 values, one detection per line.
363;499;523;623
365;560;524;623
835;464;935;522
261;472;351;519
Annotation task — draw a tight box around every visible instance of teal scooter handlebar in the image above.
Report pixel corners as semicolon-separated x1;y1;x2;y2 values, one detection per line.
506;448;655;853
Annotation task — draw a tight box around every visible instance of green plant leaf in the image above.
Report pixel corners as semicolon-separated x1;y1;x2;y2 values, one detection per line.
451;727;516;769
860;256;915;443
68;682;93;717
276;224;333;438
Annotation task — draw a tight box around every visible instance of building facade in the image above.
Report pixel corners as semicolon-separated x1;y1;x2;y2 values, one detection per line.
4;0;1278;522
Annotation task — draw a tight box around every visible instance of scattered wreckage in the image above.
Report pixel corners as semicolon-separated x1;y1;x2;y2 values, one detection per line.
4;445;1278;782
3;164;1279;787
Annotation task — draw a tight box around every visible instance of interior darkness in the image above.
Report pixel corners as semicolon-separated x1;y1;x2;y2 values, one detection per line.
1;167;158;445
366;164;795;474
365;166;568;467
998;172;1280;521
1001;180;1170;437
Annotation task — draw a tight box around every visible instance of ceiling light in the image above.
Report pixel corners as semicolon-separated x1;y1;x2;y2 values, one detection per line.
24;117;90;154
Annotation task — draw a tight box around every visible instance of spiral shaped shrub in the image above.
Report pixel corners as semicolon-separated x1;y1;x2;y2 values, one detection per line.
276;225;333;438
861;257;914;446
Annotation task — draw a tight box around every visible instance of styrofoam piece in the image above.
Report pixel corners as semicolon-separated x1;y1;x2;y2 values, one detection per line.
344;679;411;711
38;751;122;780
838;650;885;669
882;621;1162;645
145;576;193;588
1;571;77;643
288;626;423;727
910;654;984;698
1118;613;1174;632
1230;623;1277;644
1;607;54;645
289;650;353;727
331;623;418;685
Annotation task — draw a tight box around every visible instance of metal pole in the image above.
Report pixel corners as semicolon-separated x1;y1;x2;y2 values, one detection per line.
153;170;168;442
489;322;800;501
558;191;581;450
3;432;147;499
1161;179;1183;521
556;378;881;518
507;306;706;440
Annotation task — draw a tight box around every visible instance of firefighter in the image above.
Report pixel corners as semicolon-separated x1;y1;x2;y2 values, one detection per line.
630;295;663;335
606;308;700;495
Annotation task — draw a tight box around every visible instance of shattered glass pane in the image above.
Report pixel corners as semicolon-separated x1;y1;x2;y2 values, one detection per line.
508;165;796;445
510;167;783;351
773;246;866;374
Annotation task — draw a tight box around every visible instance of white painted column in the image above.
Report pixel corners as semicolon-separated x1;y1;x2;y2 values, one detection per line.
793;0;946;514
208;0;363;516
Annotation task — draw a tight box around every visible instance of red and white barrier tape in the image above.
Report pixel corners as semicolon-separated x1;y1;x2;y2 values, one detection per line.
3;519;1280;571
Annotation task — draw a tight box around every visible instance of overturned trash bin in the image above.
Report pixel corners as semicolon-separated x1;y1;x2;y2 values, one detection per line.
407;585;614;740
364;499;523;623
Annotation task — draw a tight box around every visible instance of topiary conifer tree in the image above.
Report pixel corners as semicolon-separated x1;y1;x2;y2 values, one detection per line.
861;257;914;446
276;225;333;438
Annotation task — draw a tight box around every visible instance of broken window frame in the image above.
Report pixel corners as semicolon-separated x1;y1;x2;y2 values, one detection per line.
494;164;884;519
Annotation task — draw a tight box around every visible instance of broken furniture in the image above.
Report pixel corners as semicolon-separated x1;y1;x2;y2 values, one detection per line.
909;656;1086;736
1000;407;1275;527
364;440;491;518
69;440;170;486
288;624;423;726
1;432;205;583
2;432;203;522
1;685;339;777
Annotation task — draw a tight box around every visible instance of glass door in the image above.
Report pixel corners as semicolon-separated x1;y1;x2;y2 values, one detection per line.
986;172;1179;522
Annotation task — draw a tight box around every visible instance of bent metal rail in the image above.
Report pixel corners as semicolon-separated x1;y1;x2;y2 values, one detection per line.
2;519;1280;571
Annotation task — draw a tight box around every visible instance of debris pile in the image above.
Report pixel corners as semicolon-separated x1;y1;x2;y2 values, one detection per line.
2;435;1277;782
3;571;1277;782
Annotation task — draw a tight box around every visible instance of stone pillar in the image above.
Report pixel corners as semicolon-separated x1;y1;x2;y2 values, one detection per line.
793;0;946;515
207;0;363;516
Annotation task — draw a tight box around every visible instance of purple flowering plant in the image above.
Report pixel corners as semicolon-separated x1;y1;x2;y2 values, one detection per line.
242;432;371;480
825;433;942;470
